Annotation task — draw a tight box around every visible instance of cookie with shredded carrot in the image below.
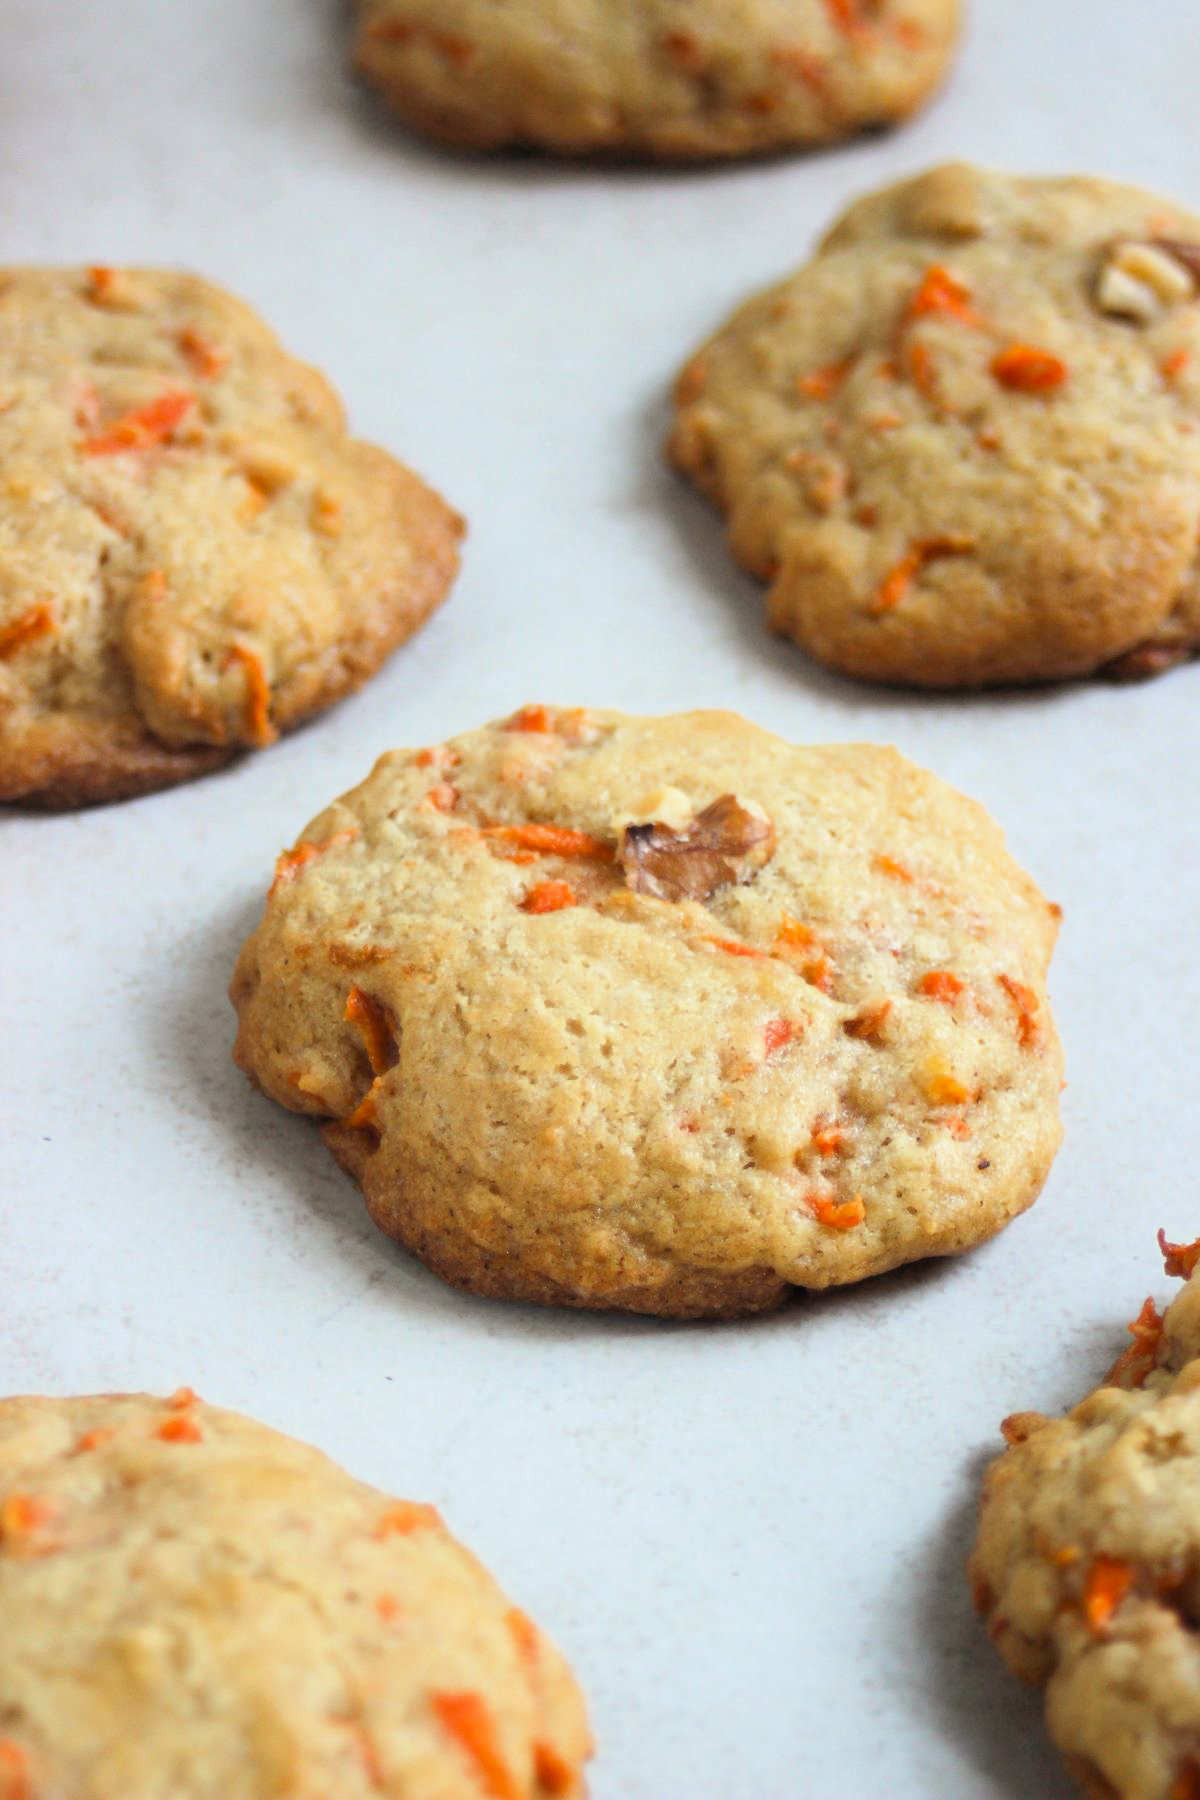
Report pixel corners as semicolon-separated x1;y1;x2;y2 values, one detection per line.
668;162;1200;686
231;705;1063;1318
0;1391;590;1798
969;1236;1200;1800
352;0;958;160
0;267;462;807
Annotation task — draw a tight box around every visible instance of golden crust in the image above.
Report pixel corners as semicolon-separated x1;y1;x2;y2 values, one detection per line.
0;267;463;808
352;0;959;160
0;1392;591;1799
668;163;1200;687
231;705;1063;1318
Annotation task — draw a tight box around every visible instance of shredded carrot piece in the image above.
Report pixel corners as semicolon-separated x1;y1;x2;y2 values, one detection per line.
74;1427;114;1454
874;853;914;882
1082;1557;1132;1635
345;987;396;1078
223;643;275;747
345;1076;384;1131
426;783;459;813
764;1018;797;1059
1163;348;1192;383
808;1193;866;1230
705;936;768;959
375;1501;440;1539
943;1112;971;1139
521;881;578;915
0;604;54;660
891;17;925;47
506;704;551;733
268;828;358;899
506;1607;539;1663
0;1494;52;1543
534;1741;575;1795
845;1000;892;1040
432;1692;521;1800
1106;1297;1164;1387
908;265;979;325
811;1123;844;1156
769;45;828;95
1159;1228;1200;1280
776;913;818;948
796;357;854;400
824;0;869;36
482;824;612;862
918;970;964;1003
416;745;460;770
799;954;833;992
0;1740;29;1800
908;340;937;397
178;327;228;380
83;387;195;454
924;1056;970;1106
86;265;116;301
997;973;1039;1048
158;1415;202;1444
167;1386;198;1410
871;537;969;614
990;345;1067;393
376;1593;401;1621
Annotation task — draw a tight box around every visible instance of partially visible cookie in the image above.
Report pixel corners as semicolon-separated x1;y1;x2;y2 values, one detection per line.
0;1391;590;1798
231;705;1063;1318
352;1;959;160
0;267;463;807
969;1235;1200;1800
668;163;1200;687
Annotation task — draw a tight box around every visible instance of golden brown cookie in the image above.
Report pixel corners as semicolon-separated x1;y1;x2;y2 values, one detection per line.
0;267;463;807
231;705;1063;1318
668;163;1200;687
969;1233;1200;1800
0;1390;590;1798
352;0;959;160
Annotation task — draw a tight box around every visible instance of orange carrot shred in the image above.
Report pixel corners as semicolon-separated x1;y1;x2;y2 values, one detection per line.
167;1386;198;1410
74;1427;114;1454
83;387;196;454
918;970;964;1003
824;0;869;37
802;954;835;993
808;1193;866;1231
432;1691;521;1800
872;537;970;615
178;328;229;380
908;265;979;325
158;1415;203;1444
0;1494;52;1542
416;745;460;770
374;1501;440;1539
376;1593;401;1621
1163;348;1192;383
223;642;275;747
482;824;612;862
521;881;577;915
705;936;768;960
845;1000;892;1040
0;605;54;660
874;853;914;882
534;1741;575;1795
268;829;358;899
991;345;1067;393
811;1123;844;1156
506;1607;540;1663
0;1740;29;1800
506;704;551;733
426;783;459;813
997;973;1039;1048
345;987;396;1078
776;913;818;948
345;1077;384;1131
796;357;854;400
1082;1557;1132;1635
943;1112;971;1140
764;1018;797;1059
1106;1296;1165;1387
1159;1228;1200;1280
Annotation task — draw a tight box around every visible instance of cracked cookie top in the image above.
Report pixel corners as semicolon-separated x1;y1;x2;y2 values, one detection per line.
668;164;1200;687
0;267;462;806
0;1391;590;1799
352;0;958;160
231;705;1063;1317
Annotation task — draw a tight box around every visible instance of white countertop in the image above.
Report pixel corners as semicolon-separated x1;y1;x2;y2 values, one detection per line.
3;2;1199;1793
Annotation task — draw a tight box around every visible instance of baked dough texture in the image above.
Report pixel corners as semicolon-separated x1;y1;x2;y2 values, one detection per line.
969;1238;1200;1800
0;267;463;807
0;1391;590;1798
232;705;1063;1318
352;0;958;160
668;163;1200;687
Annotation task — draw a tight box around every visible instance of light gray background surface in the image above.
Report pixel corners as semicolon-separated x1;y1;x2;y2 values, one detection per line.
2;3;1199;1794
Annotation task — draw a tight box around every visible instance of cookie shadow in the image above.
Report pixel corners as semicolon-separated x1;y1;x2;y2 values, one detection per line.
898;1458;1074;1799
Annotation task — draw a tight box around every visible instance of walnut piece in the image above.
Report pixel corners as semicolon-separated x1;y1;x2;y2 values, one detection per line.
620;794;775;902
1096;241;1198;322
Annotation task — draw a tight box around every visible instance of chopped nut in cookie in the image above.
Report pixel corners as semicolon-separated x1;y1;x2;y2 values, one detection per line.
1096;242;1198;323
620;793;775;902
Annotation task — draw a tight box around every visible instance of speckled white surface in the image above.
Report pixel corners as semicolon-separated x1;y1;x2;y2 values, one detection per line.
2;3;1199;1794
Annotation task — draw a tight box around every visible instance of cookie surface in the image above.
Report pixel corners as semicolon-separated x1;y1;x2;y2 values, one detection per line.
0;267;462;807
0;1391;590;1798
352;0;958;160
969;1237;1200;1800
668;163;1200;687
232;706;1063;1318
